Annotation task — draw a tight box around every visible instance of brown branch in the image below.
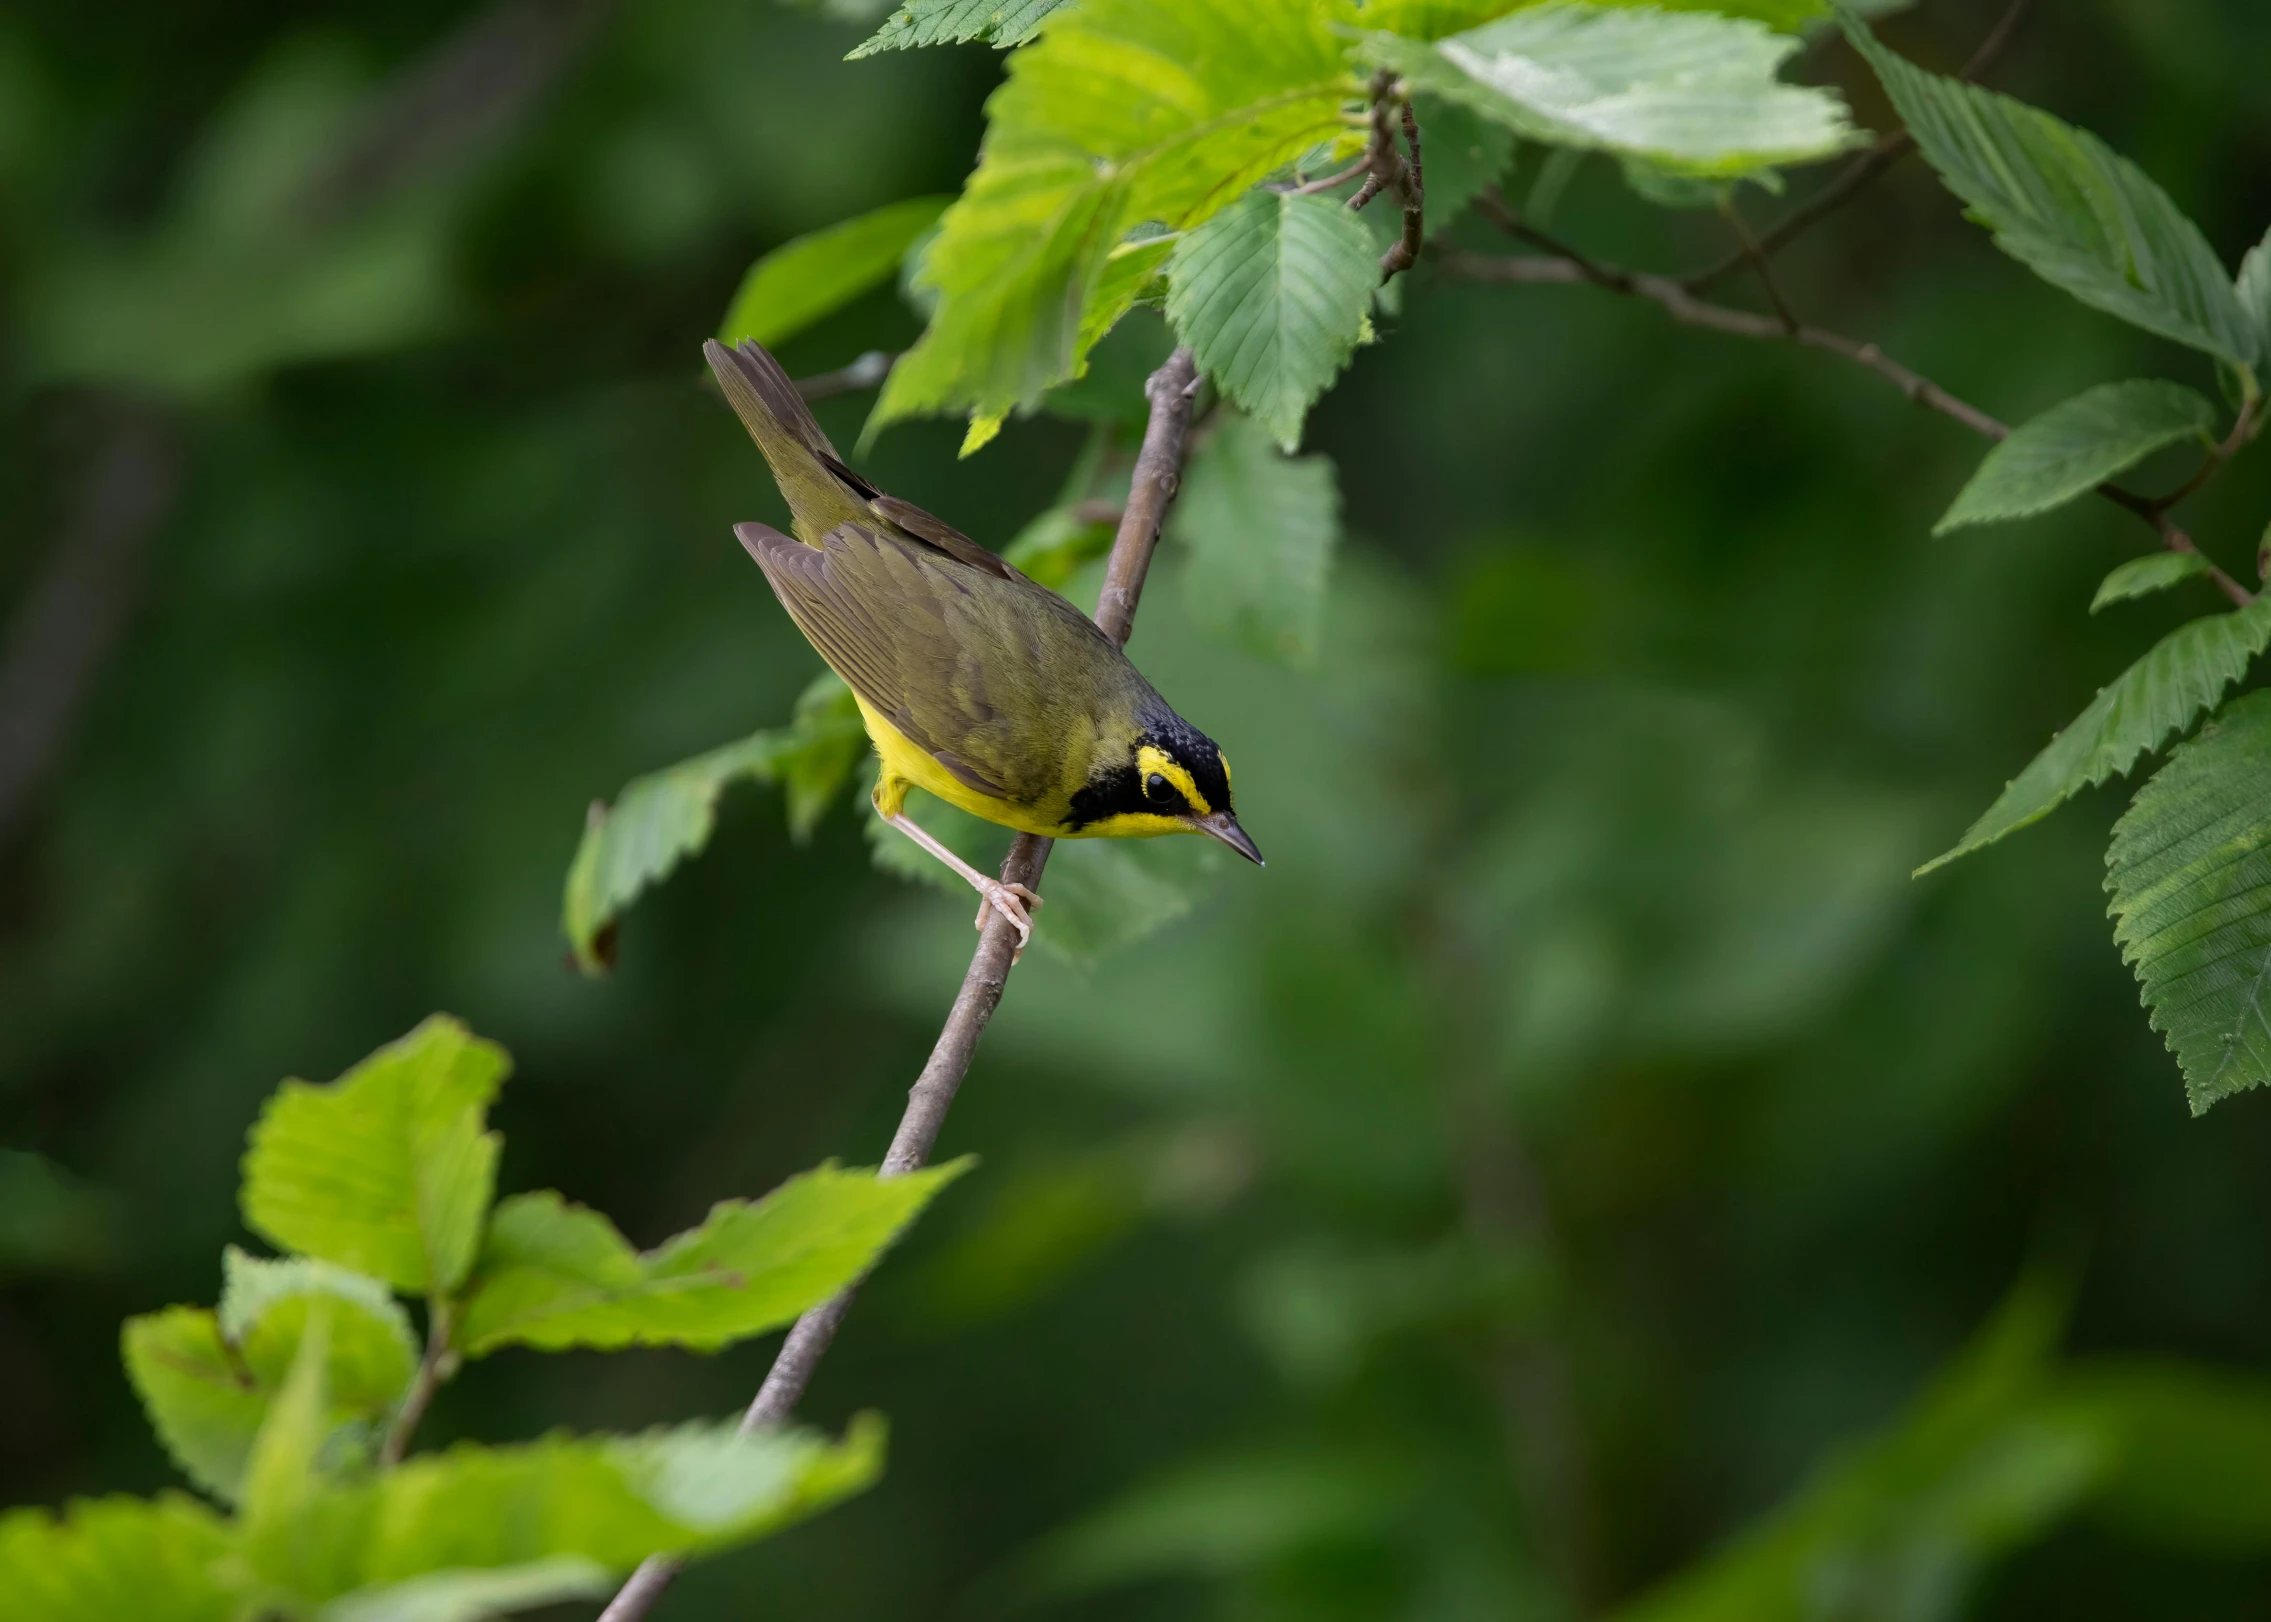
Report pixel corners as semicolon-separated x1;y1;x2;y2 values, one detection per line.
1380;98;1424;281
596;346;1202;1622
1685;0;2036;293
794;350;896;402
1438;236;2257;605
379;1299;456;1467
0;396;178;849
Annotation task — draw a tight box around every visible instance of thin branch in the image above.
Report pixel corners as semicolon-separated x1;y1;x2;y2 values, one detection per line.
596;346;1203;1622
379;1299;456;1467
1722;197;1800;334
1684;0;2036;292
1291;157;1370;196
1438;237;2257;605
794;350;896;402
1379;97;1425;281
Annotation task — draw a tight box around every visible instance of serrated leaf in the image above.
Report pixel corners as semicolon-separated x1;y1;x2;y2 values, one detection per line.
1366;5;1859;182
1845;20;2258;366
240;1312;366;1601
563;672;865;973
718;197;949;350
122;1307;272;1503
1354;0;1831;40
457;1161;968;1355
1919;598;2271;875
1412;94;1513;231
1936;381;2217;534
1166;189;1378;451
2107;690;2271;1113
873;0;1359;426
0;1494;237;1622
2092;551;2216;614
1170;410;1341;664
318;1558;611;1622
848;0;1068;57
2238;226;2271;364
241;1016;506;1297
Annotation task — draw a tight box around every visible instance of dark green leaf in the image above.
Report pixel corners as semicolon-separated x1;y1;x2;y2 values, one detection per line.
1918;599;2271;875
1170;411;1341;665
1412;94;1513;232
1366;7;1859;181
2106;690;2271;1113
2091;551;2216;614
241;1017;506;1297
848;0;1068;57
1937;381;2217;534
1845;21;2258;366
717;196;950;350
2238;225;2271;362
457;1161;967;1354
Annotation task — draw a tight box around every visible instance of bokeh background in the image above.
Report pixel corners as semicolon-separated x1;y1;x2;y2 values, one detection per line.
8;0;2271;1616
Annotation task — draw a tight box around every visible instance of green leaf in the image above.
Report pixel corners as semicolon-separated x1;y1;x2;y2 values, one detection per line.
457;1160;969;1355
1353;0;1832;39
318;1558;611;1622
1615;1278;2099;1622
2107;690;2271;1113
2092;551;2216;614
1170;410;1342;665
2051;1360;2271;1553
241;1016;507;1297
1844;20;2258;366
717;196;950;350
562;672;866;973
1413;94;1513;232
2237;226;2271;364
1002;504;1118;590
240;1311;368;1603
872;0;1360;426
1935;381;2216;534
1918;599;2271;875
1365;6;1860;182
122;1307;272;1504
848;0;1068;57
0;1494;237;1622
220;1247;419;1413
1165;189;1378;451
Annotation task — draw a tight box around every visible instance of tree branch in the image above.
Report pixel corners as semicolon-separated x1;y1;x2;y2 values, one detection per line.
597;346;1201;1622
379;1298;456;1467
1440;225;2257;606
1684;0;2036;293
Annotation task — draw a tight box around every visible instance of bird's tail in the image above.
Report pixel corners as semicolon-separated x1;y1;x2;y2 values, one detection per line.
702;338;874;545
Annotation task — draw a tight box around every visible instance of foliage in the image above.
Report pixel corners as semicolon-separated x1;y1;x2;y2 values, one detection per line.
717;197;949;351
1936;381;2217;534
849;0;1070;57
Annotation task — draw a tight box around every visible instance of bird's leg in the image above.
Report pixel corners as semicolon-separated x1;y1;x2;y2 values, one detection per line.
883;813;1042;960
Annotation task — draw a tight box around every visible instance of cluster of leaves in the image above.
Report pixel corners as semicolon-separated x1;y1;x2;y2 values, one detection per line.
7;1018;960;1620
566;0;1867;969
1820;20;2271;1113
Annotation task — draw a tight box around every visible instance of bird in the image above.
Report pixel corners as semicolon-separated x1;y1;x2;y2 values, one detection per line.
703;338;1262;958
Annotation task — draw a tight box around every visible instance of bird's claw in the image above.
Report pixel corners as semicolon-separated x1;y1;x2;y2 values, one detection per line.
974;881;1041;962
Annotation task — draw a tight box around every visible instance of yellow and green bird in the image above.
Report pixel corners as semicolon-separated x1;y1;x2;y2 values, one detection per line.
704;339;1261;954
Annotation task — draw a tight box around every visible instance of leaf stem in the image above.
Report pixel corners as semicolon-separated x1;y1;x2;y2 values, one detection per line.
595;347;1203;1622
380;1297;455;1467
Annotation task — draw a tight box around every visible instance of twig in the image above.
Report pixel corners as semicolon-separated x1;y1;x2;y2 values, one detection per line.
1379;98;1424;280
1722;196;1800;333
795;350;896;402
597;346;1202;1622
379;1299;456;1467
0;396;178;850
1290;158;1370;196
1684;0;2036;292
1438;238;2257;605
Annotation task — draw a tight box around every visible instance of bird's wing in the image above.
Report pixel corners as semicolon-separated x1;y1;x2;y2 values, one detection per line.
738;518;1114;802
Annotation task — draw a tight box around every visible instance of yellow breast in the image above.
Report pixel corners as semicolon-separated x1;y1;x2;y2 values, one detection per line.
856;696;1068;836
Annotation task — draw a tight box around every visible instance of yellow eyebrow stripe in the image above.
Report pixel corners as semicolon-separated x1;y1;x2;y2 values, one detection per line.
1134;744;1210;814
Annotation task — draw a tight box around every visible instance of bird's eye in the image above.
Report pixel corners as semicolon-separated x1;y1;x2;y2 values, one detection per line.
1145;772;1173;802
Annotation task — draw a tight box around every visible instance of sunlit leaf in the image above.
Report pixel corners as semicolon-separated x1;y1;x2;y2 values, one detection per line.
848;0;1069;57
0;1494;236;1622
121;1308;273;1503
1846;20;2258;366
457;1161;968;1355
2106;690;2271;1113
2091;551;2215;614
717;196;949;349
1366;5;1860;181
562;672;865;974
1170;410;1341;665
1936;381;2215;534
240;1016;507;1297
1918;599;2271;875
1166;189;1378;451
873;0;1359;426
318;1558;611;1622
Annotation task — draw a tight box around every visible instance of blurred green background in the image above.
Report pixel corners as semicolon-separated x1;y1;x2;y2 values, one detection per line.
9;0;2271;1616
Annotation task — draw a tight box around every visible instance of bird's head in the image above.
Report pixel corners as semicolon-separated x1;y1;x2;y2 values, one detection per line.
1068;712;1263;864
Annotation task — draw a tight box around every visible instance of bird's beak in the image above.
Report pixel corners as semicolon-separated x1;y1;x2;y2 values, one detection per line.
1193;811;1264;866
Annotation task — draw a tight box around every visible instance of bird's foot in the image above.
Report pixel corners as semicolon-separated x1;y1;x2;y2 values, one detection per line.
973;882;1042;961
